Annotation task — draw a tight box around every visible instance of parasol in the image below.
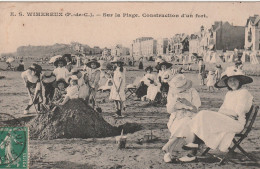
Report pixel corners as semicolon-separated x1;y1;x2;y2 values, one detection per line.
49;55;62;63
6;57;15;63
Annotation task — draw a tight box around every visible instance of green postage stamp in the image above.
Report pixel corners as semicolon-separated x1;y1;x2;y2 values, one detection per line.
0;127;28;169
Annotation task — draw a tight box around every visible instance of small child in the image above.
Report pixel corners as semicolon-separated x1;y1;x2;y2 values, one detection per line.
52;78;67;104
206;71;215;92
59;75;79;105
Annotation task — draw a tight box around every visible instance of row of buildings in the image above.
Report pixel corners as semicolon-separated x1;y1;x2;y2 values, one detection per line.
130;14;260;59
71;42;130;58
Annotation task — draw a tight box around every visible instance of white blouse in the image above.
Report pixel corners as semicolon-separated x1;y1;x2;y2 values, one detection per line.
53;67;70;82
218;88;253;125
141;73;158;86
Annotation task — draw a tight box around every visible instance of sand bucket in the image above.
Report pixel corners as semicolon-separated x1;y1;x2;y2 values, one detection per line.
116;129;127;149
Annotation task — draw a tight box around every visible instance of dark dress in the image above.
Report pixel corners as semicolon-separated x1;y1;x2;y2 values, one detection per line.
135;82;148;99
139;61;143;70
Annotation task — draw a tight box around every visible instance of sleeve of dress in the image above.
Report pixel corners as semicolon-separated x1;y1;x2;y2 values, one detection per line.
190;88;201;109
235;89;253;125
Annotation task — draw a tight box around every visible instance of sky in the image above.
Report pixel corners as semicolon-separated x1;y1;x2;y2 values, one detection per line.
0;2;260;54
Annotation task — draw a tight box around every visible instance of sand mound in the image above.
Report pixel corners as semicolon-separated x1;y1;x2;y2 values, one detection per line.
28;99;119;140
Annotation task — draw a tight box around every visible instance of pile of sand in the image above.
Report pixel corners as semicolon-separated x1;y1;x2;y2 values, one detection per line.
28;99;120;140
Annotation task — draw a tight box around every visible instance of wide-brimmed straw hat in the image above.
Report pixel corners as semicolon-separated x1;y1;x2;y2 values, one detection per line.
214;67;253;88
42;71;56;83
86;59;101;69
111;57;124;64
145;66;153;72
54;57;67;67
56;78;68;88
169;74;192;94
158;61;172;70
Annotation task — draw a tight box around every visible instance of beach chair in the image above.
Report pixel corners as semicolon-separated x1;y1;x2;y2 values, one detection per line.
125;76;143;99
201;105;259;165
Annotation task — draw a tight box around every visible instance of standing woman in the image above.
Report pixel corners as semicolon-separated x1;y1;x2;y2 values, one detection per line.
21;63;42;114
110;58;126;117
85;59;101;110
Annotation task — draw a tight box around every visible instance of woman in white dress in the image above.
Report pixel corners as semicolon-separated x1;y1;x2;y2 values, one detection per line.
109;58;126;117
162;74;201;162
178;67;253;162
137;66;160;101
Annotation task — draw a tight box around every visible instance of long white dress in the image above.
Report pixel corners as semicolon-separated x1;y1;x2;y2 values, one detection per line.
189;88;253;152
167;88;201;141
109;67;126;101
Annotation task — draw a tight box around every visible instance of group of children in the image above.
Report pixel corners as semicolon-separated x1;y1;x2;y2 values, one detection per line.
22;54;128;117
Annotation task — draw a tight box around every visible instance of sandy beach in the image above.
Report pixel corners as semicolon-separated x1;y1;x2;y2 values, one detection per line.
0;61;260;169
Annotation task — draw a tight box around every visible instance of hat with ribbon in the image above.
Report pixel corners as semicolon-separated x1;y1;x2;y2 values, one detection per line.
214;67;253;88
158;61;172;70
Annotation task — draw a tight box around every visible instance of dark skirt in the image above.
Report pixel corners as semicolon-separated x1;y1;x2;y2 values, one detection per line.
42;82;55;104
160;82;169;93
136;83;148;98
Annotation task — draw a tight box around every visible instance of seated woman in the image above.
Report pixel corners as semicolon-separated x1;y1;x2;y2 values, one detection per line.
163;74;201;162
136;66;154;100
179;68;253;162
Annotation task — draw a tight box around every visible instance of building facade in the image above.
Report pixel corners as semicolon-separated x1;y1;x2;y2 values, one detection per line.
167;34;189;55
102;47;111;57
245;15;260;51
111;44;130;57
156;38;168;56
131;37;157;59
210;21;245;51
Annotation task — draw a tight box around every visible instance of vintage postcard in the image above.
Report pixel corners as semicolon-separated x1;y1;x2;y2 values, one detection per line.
0;2;260;169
